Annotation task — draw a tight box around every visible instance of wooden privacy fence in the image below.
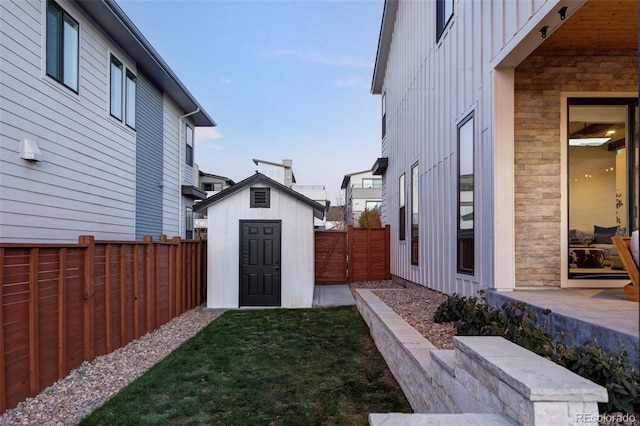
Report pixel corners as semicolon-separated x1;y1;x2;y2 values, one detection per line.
0;235;206;414
315;225;390;284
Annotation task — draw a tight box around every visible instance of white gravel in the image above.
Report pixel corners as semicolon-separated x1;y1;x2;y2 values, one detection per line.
0;306;221;426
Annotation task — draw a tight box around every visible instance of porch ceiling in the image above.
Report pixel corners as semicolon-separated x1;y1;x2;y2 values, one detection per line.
541;0;638;50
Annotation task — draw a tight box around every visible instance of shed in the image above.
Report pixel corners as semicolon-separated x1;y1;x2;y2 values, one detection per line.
193;173;325;308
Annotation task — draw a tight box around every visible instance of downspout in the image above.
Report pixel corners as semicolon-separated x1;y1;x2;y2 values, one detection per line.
178;107;200;238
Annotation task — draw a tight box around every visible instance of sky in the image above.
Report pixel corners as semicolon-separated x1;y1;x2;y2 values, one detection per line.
116;0;385;204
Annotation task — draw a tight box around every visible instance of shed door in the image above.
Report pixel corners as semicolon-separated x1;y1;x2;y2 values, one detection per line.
240;221;281;306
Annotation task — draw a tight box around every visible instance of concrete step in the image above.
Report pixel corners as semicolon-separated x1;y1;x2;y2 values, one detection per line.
369;413;517;425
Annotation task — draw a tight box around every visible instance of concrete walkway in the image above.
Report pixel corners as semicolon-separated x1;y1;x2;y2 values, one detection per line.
312;284;355;307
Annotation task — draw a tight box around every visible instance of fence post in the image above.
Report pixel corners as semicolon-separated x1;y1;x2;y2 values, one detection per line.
347;225;354;283
78;235;95;362
0;248;5;413
142;236;154;334
58;248;67;378
28;248;39;396
119;245;126;346
173;237;182;315
195;237;202;306
104;245;112;354
385;225;391;279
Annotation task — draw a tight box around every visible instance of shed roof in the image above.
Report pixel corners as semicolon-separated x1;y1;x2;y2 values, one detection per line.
193;173;325;219
371;0;398;95
76;0;215;127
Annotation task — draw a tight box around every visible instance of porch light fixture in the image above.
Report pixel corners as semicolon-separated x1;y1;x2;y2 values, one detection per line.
540;26;548;38
558;6;568;20
569;137;611;146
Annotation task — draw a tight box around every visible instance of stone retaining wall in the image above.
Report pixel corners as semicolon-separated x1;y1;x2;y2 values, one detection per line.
355;289;608;426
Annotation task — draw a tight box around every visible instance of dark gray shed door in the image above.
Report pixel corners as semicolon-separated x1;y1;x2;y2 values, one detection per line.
240;221;281;306
135;74;163;239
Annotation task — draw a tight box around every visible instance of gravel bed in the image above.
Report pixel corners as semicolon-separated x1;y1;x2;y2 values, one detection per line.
0;306;221;426
349;280;456;349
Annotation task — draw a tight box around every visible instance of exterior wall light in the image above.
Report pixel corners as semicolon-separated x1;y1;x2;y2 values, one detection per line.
540;26;549;38
558;7;568;20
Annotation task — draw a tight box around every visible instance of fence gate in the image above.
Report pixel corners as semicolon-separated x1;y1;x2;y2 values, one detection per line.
314;230;348;284
314;225;390;284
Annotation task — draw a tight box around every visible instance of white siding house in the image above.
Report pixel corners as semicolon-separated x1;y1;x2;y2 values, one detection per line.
0;0;215;242
193;173;324;309
341;170;382;225
372;0;637;295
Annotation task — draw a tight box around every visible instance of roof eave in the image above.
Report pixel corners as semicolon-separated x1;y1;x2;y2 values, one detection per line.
371;0;398;95
76;0;216;127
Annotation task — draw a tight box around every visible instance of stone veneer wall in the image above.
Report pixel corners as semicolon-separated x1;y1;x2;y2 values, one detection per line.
513;50;638;287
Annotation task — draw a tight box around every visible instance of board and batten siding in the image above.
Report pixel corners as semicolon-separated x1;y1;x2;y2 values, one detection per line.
380;0;558;294
161;96;181;237
0;0;136;242
135;74;164;239
205;184;315;309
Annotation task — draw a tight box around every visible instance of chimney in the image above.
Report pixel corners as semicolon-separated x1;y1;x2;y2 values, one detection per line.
283;159;293;187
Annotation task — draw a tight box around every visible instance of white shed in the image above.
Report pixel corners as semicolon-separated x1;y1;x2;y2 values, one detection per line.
193;173;325;308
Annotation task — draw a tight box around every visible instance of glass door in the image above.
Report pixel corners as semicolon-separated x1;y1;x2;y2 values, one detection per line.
567;98;637;279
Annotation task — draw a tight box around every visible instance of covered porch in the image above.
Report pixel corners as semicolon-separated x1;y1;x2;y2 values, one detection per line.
487;287;639;367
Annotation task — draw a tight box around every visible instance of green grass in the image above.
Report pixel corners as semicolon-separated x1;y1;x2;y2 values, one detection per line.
80;306;411;425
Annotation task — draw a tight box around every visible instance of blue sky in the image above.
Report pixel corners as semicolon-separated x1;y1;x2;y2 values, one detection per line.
116;0;384;204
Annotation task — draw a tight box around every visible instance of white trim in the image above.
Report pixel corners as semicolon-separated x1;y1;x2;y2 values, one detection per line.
493;68;515;291
560;91;636;289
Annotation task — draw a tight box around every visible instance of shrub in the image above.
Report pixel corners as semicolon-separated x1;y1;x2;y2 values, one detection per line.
433;292;640;414
358;207;382;228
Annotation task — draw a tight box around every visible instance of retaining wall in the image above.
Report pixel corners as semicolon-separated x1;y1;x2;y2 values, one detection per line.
355;289;608;426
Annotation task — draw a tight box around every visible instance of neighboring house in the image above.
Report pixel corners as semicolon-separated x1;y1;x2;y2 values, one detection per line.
194;171;235;237
0;0;215;243
253;158;296;187
193;173;324;309
371;0;638;295
341;170;382;226
325;205;346;230
292;185;329;229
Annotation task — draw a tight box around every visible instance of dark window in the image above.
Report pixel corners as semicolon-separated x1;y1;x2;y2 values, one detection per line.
382;91;387;139
125;70;136;129
46;0;79;92
411;164;419;265
399;173;405;241
185;207;193;239
436;0;454;41
457;112;474;274
110;56;123;120
185;125;193;166
251;188;271;208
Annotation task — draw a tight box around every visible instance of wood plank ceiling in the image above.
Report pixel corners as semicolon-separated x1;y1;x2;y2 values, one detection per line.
542;0;638;50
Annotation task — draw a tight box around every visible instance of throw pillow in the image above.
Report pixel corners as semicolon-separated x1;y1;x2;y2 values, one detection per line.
593;225;618;244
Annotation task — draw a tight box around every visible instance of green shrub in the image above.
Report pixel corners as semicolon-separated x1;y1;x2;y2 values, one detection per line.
434;292;640;414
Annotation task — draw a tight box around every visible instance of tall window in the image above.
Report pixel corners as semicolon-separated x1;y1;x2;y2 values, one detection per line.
185;207;194;239
46;0;79;92
185;125;194;166
399;173;405;241
457;113;474;274
411;164;419;265
110;56;123;120
125;71;136;128
567;98;637;279
436;0;454;41
382;92;387;139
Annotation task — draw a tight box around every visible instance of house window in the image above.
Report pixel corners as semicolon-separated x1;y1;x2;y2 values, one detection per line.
436;0;454;41
411;164;419;265
185;125;193;166
110;56;123;120
202;182;223;192
365;201;381;215
125;70;136;128
46;0;79;92
362;178;382;188
251;188;271;208
382;91;387;139
567;98;636;279
185;207;194;239
399;173;405;241
457;113;474;274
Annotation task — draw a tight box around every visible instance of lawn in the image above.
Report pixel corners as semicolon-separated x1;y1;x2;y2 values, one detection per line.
80;306;411;425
